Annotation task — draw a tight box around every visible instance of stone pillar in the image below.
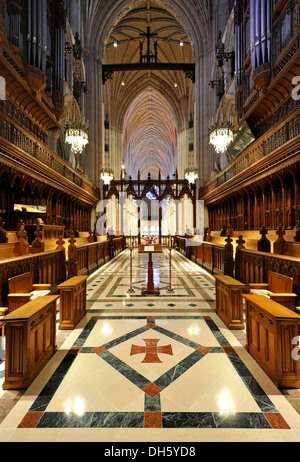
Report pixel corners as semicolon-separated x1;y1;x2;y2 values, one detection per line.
84;53;103;186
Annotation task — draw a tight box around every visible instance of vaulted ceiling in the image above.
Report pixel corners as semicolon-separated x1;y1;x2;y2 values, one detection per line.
102;0;194;180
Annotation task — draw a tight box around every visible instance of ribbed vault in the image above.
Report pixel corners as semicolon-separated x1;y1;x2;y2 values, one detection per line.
123;88;178;179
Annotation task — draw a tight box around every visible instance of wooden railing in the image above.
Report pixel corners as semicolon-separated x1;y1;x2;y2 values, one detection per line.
175;236;234;277
68;236;126;277
125;236;176;248
0;101;99;201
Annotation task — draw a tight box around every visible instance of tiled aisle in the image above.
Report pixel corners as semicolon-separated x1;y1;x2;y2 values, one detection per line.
1;248;300;442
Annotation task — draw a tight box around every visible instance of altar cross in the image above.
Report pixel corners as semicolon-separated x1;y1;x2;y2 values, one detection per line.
140;26;158;64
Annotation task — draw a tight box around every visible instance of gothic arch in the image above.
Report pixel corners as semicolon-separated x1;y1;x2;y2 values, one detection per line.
85;0;210;59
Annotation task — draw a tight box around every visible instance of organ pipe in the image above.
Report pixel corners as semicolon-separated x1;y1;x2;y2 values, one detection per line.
250;0;271;70
26;0;47;73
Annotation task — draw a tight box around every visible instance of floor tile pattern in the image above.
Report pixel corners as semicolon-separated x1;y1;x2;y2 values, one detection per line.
1;248;300;442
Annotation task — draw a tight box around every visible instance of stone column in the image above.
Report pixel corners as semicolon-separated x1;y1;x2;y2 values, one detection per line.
84;54;103;187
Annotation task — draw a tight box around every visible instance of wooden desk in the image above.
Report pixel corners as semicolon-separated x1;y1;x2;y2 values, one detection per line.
2;296;59;390
215;275;245;329
243;294;300;388
57;276;88;330
138;245;163;295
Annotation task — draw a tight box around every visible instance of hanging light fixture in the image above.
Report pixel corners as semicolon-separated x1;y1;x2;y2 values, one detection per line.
100;168;115;185
209;121;234;153
184;117;199;184
184;168;199;184
100;114;114;185
65;113;89;154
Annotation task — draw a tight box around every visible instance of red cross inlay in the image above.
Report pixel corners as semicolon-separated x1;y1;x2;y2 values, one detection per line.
130;339;173;363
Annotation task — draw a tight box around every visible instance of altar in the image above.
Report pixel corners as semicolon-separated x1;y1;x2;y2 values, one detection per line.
138;244;163;295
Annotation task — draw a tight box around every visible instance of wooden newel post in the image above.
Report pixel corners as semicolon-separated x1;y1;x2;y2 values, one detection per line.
235;235;245;281
166;247;175;294
257;225;271;253
68;234;78;278
17;219;30;255
0;217;8;243
31;224;45;253
274;224;286;255
127;247;135;294
224;235;234;277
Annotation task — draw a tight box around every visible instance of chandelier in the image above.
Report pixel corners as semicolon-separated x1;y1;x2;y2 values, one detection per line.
209;121;234;153
184;168;199;184
100;168;115;185
100;114;114;185
65;114;89;154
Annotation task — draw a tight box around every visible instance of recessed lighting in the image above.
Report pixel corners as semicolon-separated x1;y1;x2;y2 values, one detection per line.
122;81;125;86
114;41;118;48
180;41;184;46
174;82;177;87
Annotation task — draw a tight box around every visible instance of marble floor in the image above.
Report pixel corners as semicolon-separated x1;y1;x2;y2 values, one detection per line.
1;248;300;443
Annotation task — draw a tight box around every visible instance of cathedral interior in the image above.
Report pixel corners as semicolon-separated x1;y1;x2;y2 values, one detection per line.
0;0;300;445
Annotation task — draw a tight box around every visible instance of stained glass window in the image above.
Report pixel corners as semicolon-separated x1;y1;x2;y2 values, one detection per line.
146;186;159;200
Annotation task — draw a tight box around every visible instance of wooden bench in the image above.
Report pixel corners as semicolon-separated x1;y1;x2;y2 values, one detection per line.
7;272;51;313
243;294;300;388
247;271;297;311
2;296;59;389
215;275;245;329
58;276;88;330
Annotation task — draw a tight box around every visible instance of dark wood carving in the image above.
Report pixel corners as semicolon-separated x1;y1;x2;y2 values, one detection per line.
257;226;271;253
31;224;45;253
273;224;286;255
0;216;8;243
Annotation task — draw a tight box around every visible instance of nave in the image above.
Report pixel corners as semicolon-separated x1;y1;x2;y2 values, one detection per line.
1;248;300;443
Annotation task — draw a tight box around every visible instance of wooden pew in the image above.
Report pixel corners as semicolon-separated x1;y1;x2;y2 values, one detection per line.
0;231;22;259
209;228;300;257
7;272;51;313
2;296;59;390
235;248;300;306
247;271;297;311
0;249;66;307
243;294;300;388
